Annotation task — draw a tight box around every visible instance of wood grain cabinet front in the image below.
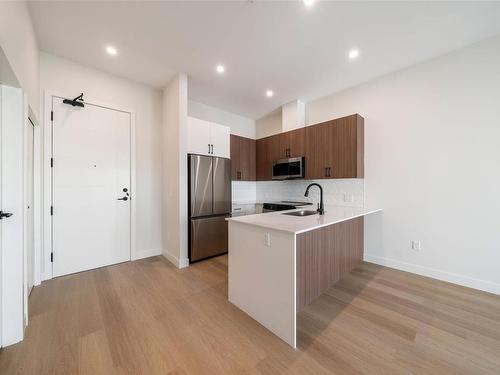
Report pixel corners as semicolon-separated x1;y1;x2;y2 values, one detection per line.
305;114;364;179
253;114;364;181
230;134;256;181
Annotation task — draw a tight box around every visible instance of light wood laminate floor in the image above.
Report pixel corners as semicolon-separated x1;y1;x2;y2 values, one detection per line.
1;255;500;374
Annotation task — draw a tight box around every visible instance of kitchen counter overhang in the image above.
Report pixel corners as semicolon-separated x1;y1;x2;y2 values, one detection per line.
226;205;382;234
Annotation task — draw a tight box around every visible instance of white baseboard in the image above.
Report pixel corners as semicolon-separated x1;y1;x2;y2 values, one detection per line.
132;247;162;261
364;254;500;296
163;250;189;269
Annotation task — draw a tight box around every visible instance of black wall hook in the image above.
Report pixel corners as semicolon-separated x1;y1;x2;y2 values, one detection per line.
63;93;85;107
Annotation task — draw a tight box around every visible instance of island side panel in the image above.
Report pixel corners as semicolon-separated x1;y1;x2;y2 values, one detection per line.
228;221;297;348
296;217;364;311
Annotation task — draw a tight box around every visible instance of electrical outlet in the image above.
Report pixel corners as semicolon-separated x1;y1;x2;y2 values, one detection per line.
265;233;271;247
411;240;421;251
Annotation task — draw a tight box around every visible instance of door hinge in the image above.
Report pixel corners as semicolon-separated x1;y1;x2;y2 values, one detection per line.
50;158;53;168
50;206;53;216
51;110;54;122
50;252;53;262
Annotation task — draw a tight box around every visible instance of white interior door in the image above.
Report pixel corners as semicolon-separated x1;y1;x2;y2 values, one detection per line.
0;85;25;347
52;97;131;277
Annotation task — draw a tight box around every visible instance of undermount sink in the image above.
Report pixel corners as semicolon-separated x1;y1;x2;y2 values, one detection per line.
282;210;318;217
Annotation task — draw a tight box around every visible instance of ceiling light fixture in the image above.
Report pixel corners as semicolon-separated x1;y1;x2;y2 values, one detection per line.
216;65;225;74
106;46;118;56
266;90;274;98
303;0;315;7
348;49;359;60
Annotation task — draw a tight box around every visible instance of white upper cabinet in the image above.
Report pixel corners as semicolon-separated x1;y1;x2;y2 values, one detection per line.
187;116;230;158
188;117;212;155
210;122;230;158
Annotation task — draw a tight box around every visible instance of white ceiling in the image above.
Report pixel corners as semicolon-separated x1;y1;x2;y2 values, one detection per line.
29;1;500;119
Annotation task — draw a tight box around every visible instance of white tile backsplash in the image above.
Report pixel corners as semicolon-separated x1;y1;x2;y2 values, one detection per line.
256;179;364;207
232;181;257;203
233;179;364;207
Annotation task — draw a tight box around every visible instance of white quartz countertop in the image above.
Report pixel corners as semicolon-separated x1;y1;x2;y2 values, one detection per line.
227;205;382;234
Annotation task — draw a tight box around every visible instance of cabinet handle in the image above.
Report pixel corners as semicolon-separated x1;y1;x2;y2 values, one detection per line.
324;167;328;177
327;167;332;177
237;171;241;180
211;144;214;154
208;144;211;154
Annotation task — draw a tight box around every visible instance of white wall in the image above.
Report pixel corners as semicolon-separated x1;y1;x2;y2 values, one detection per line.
40;52;163;264
188;100;255;139
306;36;500;294
255;110;282;139
0;1;39;120
162;74;189;268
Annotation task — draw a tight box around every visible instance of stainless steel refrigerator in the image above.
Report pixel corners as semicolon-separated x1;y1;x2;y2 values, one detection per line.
188;154;231;262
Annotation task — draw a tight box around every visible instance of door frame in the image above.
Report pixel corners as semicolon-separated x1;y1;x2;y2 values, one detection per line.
42;90;136;281
23;110;35;328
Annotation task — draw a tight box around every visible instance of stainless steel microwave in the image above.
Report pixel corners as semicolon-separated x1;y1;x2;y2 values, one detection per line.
272;157;305;180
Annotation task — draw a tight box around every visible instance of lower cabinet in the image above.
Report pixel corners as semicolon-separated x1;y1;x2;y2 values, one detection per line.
230;135;256;181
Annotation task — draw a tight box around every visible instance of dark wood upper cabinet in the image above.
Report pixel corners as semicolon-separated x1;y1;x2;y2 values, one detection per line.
230;134;256;181
245;113;364;181
305;114;364;179
279;128;305;159
256;134;280;181
230;135;240;181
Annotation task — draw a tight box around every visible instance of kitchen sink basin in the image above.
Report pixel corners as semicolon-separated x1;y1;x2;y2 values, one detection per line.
282;210;318;217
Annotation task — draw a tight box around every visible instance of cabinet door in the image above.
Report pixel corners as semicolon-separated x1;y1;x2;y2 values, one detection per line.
305;115;364;179
256;135;280;181
210;123;230;158
278;128;306;159
305;121;333;179
188;117;211;156
330;114;364;178
287;128;305;158
239;137;256;181
230;135;240;180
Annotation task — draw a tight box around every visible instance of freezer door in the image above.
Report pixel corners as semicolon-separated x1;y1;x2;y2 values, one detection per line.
212;157;231;215
190;216;228;262
189;154;213;217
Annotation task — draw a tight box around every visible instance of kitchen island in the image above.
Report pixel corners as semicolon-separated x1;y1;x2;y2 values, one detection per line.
227;206;382;348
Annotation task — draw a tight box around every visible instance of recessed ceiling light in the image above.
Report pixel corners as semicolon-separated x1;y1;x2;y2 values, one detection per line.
348;49;359;60
216;65;225;74
106;46;118;56
266;90;274;98
303;0;315;7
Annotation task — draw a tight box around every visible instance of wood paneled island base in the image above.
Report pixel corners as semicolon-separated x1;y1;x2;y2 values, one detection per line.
297;217;364;311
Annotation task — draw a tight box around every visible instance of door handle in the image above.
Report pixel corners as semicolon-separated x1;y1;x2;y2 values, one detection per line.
117;197;128;201
0;211;13;220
